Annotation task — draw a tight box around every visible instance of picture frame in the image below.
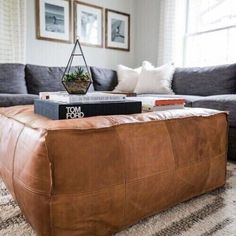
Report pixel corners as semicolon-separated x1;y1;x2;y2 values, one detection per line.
36;0;72;43
105;9;130;51
74;1;103;47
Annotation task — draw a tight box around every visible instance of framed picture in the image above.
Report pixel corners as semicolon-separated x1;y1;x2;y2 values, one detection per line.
105;9;130;51
74;1;103;47
36;0;72;43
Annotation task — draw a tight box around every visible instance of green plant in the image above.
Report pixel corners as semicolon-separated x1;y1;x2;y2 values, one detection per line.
63;67;90;82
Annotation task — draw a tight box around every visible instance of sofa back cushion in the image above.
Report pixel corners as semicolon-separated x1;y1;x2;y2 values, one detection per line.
25;64;66;94
172;63;236;96
26;64;94;94
0;64;27;94
90;66;118;91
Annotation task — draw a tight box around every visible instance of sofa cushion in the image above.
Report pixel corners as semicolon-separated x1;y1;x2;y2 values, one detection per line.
26;64;94;94
90;66;118;91
0;94;38;107
138;94;203;107
0;64;27;94
172;64;236;96
114;65;141;93
25;64;66;94
134;64;175;94
229;128;236;160
192;94;236;127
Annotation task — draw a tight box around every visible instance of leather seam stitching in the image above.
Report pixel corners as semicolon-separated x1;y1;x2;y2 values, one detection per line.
13;177;50;196
44;132;55;236
12;124;25;200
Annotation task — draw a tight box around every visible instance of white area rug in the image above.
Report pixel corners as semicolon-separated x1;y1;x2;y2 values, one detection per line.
1;162;236;236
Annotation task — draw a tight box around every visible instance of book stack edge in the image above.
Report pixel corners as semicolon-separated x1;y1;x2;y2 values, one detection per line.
35;92;142;120
128;97;185;112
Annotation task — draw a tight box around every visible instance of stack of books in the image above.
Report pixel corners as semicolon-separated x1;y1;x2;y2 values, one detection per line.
129;97;185;112
35;92;142;120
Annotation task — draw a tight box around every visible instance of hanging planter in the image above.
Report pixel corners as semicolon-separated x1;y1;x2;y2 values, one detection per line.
62;39;92;94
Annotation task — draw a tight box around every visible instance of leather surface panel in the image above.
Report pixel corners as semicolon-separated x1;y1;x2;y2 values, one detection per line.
125;171;176;223
13;127;51;194
0;106;228;235
117;121;175;180
52;185;125;235
14;178;51;236
46;129;124;194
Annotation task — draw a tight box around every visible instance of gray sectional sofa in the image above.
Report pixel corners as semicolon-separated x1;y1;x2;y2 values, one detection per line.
0;63;236;160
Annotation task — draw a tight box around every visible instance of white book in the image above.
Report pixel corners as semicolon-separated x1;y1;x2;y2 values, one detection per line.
40;91;126;103
142;104;185;112
128;97;157;106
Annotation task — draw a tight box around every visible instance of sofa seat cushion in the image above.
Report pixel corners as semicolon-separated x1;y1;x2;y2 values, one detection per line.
229;128;236;159
0;64;27;94
192;94;236;127
173;63;236;96
90;66;118;91
138;94;203;107
0;94;38;107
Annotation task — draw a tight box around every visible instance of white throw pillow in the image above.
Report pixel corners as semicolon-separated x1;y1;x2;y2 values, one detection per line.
142;61;154;69
113;61;153;93
134;64;175;94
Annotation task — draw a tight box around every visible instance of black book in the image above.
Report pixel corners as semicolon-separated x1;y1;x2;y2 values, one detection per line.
34;99;142;120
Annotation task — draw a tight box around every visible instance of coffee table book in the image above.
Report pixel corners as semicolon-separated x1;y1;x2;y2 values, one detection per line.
39;91;126;103
128;97;185;112
34;99;142;120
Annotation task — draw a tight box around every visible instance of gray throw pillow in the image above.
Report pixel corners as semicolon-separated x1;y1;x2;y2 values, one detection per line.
90;66;118;91
0;64;27;94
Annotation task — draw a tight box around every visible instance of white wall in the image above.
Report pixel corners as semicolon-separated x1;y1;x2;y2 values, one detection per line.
133;0;160;67
26;0;135;69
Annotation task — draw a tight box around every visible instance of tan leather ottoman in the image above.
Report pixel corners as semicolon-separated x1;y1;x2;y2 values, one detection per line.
0;106;228;236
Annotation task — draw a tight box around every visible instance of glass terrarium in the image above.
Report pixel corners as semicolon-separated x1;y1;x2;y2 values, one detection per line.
62;39;92;94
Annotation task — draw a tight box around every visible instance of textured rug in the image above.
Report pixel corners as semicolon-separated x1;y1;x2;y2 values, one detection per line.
1;162;236;236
